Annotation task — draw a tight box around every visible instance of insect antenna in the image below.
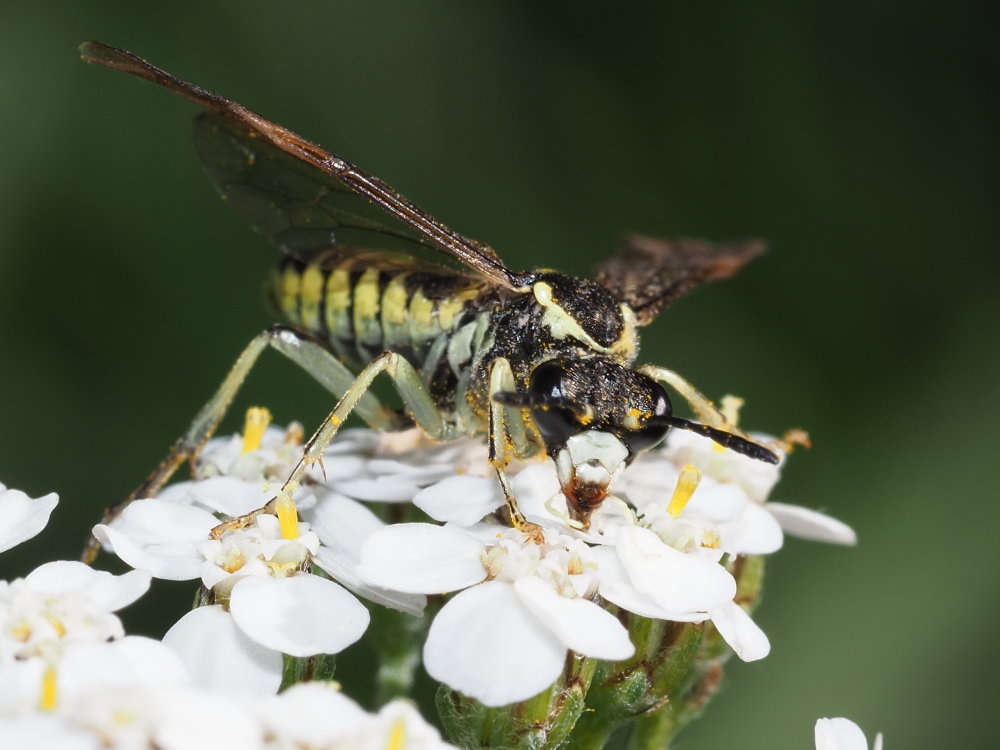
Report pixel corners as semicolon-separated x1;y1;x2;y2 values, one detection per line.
660;416;780;465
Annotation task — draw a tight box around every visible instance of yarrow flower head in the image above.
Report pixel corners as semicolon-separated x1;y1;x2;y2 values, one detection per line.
0;679;457;750
92;412;427;693
0;560;187;717
361;522;648;706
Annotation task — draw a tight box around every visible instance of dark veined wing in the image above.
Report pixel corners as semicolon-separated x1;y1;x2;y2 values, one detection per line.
594;234;765;325
192;113;481;277
79;41;531;290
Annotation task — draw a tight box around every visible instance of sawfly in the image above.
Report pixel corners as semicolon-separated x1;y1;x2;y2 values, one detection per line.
79;42;778;558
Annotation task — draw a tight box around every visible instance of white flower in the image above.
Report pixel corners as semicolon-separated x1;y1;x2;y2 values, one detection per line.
359;522;637;706
157;423;325;518
591;526;770;662
662;430;857;546
97;504;370;692
0;483;58;553
0;637;189;718
0;682;260;750
258;682;458;749
0;561;150;662
815;717;883;750
0;679;456;750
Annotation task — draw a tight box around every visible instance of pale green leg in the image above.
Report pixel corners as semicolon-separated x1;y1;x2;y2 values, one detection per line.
638;364;749;438
227;350;457;534
82;325;402;562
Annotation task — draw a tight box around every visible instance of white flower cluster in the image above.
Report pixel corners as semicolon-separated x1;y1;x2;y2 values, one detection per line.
0;482;455;749
89;411;856;709
3;681;456;750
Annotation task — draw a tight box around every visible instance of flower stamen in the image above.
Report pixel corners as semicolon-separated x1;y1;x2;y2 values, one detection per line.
241;406;273;454
274;493;300;540
385;717;407;750
667;465;702;518
39;664;58;711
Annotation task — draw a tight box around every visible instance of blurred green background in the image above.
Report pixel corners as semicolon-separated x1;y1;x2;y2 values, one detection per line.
1;2;996;747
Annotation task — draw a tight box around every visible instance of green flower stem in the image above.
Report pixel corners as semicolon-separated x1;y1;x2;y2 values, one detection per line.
631;554;769;746
437;654;596;749
367;602;433;705
569;612;705;749
279;653;337;691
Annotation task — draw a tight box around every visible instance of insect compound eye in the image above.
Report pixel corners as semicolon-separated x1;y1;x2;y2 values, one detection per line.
622;381;672;454
528;361;584;448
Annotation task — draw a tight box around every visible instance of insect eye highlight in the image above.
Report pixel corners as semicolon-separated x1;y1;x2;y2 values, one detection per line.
621;381;672;454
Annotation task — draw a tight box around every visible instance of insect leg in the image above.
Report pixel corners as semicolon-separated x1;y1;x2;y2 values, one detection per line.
215;350;455;536
638;364;749;438
487;358;543;540
82;325;402;562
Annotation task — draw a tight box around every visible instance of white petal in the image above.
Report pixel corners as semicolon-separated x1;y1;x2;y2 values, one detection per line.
815;717;870;750
152;687;262;750
260;682;370;744
0;715;98;749
93;499;219;580
413;475;503;525
162;605;282;694
57;640;181;696
108;635;190;687
358;523;486;593
767;503;858;545
228;574;369;657
726;502;785;555
513;577;634;661
593;546;709;622
172;475;270;517
616;526;736;612
374;700;453;748
335;476;424;502
313;546;427;617
424;582;565;706
306;492;383;557
23;561;150;611
710;600;770;661
0;488;58;553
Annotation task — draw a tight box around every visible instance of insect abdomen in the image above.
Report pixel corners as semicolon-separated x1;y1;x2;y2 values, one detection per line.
272;258;490;370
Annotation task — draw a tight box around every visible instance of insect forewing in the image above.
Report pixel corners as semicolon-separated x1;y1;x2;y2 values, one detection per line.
79;41;529;289
594;235;766;325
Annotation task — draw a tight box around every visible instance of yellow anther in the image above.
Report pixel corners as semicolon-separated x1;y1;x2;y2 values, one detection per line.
283;421;305;446
10;621;31;642
720;395;744;427
385;717;407;750
266;559;299;578
241;407;273;454
39;665;58;711
667;465;702;518
44;615;67;639
702;530;721;549
275;493;300;540
220;548;247;574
